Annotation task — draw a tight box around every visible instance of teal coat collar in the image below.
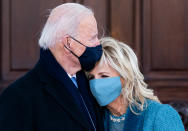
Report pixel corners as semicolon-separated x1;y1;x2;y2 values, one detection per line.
104;106;144;131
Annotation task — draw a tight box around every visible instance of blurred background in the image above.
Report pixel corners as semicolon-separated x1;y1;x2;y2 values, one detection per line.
0;0;188;129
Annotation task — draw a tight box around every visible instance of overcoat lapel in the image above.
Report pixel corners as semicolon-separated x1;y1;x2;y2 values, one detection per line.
35;61;91;130
76;71;96;122
77;71;104;130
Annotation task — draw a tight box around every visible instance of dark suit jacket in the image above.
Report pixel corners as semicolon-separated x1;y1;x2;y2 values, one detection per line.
0;60;104;131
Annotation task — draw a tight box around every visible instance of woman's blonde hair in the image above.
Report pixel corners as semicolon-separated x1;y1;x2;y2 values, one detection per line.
99;37;160;113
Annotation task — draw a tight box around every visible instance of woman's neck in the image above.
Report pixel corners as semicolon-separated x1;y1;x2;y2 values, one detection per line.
106;94;128;116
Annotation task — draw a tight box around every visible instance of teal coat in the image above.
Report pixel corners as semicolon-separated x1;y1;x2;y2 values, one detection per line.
104;100;184;131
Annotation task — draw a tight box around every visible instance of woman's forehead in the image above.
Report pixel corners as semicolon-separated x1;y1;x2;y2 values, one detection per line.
93;61;118;74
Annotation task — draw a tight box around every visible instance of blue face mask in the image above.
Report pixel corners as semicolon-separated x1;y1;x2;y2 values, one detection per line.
89;76;122;106
64;36;103;71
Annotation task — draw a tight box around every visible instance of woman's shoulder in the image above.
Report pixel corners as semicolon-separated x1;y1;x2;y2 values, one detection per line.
145;99;179;115
143;99;184;130
145;99;168;111
144;99;179;119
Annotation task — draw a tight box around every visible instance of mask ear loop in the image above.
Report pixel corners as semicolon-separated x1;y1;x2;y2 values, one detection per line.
64;37;79;58
69;36;86;47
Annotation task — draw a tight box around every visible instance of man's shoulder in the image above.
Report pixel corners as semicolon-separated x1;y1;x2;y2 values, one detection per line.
6;60;50;90
9;68;40;89
1;63;44;96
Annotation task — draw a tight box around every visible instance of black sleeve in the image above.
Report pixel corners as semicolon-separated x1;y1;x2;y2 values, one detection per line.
0;86;25;131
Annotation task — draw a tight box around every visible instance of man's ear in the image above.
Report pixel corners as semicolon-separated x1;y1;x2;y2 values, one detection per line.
60;34;70;48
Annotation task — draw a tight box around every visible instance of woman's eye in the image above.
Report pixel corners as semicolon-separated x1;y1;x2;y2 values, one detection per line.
101;75;109;78
88;75;94;80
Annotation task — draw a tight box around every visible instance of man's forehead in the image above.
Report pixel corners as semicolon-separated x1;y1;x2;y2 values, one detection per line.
78;15;98;35
79;15;97;28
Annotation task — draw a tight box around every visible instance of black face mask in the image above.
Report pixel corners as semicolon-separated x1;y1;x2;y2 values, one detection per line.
64;36;103;71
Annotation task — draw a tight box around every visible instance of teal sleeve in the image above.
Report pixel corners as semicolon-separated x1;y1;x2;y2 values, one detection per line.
154;104;185;131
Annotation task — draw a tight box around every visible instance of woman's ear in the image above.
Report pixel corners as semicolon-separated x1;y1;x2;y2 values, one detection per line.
120;77;126;88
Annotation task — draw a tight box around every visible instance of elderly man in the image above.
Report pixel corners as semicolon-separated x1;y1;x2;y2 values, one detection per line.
0;3;104;131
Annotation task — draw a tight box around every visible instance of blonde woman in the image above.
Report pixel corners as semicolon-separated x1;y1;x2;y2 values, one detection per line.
88;37;184;131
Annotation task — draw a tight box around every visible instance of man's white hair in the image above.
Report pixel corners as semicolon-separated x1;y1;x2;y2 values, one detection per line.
39;3;93;49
